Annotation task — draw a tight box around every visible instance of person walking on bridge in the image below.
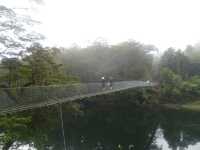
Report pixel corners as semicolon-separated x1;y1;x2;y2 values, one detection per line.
108;76;113;89
101;76;105;89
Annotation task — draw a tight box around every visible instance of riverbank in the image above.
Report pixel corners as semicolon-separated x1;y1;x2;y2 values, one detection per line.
157;101;200;112
181;101;200;111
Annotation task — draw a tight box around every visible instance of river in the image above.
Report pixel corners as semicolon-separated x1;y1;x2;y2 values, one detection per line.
1;95;200;150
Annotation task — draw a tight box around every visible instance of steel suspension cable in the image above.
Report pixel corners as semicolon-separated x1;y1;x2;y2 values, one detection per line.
58;103;67;150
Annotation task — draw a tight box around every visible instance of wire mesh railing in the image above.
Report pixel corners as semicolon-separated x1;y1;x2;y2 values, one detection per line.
0;81;154;111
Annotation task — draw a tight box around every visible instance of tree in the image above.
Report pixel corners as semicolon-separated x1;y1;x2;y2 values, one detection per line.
160;48;190;78
0;58;22;87
0;115;31;150
184;44;200;76
185;44;200;62
24;43;69;86
58;41;156;81
159;68;183;102
0;5;44;58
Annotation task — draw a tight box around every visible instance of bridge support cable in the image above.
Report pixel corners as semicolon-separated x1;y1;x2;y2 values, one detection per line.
58;103;67;150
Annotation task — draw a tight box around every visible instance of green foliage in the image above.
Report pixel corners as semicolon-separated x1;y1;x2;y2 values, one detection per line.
0;58;23;87
159;68;183;102
0;44;79;148
185;44;200;62
159;68;200;103
157;44;200;103
182;76;200;96
160;68;182;85
24;44;68;85
0;115;31;148
0;43;79;87
58;41;155;81
160;48;189;79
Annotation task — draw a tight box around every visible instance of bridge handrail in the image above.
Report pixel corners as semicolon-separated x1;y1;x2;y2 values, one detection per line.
0;82;82;90
0;81;156;111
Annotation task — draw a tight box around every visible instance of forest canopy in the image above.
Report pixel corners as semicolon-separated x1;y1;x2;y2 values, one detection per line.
57;41;156;82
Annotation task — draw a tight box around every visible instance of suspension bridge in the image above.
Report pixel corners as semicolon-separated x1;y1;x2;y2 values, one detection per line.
0;81;155;114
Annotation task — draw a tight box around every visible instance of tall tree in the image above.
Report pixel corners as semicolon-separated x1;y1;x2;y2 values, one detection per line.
0;58;22;87
24;43;68;86
58;41;156;81
0;5;44;58
160;48;190;78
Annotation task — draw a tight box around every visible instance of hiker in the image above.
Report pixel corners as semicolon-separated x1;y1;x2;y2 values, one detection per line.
101;76;105;88
108;76;113;89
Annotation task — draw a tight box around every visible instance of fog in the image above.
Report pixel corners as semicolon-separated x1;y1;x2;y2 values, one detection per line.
2;0;200;50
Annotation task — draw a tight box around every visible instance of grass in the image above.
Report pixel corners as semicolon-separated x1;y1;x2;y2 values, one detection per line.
182;101;200;111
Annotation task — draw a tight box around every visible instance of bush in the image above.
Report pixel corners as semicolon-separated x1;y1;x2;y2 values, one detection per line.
160;68;200;103
159;68;183;103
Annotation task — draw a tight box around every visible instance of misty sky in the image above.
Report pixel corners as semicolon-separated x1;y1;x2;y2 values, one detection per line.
2;0;200;50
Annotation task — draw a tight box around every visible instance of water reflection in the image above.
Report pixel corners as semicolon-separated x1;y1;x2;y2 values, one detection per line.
1;99;200;150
